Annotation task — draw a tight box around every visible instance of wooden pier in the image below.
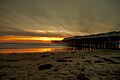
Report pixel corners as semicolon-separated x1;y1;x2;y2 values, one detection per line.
62;31;120;50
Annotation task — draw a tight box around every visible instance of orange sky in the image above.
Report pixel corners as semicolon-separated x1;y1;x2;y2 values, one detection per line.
0;36;64;43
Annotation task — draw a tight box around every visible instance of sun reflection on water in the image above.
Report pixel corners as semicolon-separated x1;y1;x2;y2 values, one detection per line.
0;46;94;54
0;47;64;54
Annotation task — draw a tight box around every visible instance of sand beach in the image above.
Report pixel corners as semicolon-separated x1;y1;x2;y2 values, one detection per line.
0;50;120;80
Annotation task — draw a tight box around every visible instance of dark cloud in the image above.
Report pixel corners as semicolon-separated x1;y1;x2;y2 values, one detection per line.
0;0;120;37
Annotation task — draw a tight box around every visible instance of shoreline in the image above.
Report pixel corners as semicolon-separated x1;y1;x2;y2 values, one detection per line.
0;50;120;80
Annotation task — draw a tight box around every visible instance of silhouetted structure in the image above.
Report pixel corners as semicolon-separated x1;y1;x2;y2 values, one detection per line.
62;31;120;50
51;40;61;44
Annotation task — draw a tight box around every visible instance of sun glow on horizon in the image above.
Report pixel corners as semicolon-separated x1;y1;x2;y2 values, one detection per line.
0;36;64;43
31;37;63;41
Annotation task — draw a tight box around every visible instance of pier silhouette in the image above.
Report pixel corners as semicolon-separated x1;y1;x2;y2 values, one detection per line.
62;31;120;50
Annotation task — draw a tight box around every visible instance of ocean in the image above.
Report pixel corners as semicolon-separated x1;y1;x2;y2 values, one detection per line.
0;42;67;53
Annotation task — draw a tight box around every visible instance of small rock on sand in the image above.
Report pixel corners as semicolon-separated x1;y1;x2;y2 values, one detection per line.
39;64;53;70
77;73;89;80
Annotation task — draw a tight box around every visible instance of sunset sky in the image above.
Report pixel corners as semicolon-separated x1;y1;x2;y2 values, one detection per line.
0;0;120;42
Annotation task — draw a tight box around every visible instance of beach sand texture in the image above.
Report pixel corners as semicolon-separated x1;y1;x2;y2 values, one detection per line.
0;50;120;80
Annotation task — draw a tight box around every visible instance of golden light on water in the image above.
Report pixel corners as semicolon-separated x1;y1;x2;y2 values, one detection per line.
0;47;64;54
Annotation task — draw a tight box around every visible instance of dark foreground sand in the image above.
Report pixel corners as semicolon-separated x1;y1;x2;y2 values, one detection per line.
0;50;120;80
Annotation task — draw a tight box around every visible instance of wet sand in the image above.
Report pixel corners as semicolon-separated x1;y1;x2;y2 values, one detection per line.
0;50;120;80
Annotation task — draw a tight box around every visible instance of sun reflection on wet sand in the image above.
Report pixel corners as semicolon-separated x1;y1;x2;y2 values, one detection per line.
0;47;64;54
0;46;94;54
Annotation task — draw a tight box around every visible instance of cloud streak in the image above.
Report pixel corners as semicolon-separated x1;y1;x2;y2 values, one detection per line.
0;25;69;37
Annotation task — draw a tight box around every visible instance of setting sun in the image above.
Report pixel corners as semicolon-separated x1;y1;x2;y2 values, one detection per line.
31;37;63;41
